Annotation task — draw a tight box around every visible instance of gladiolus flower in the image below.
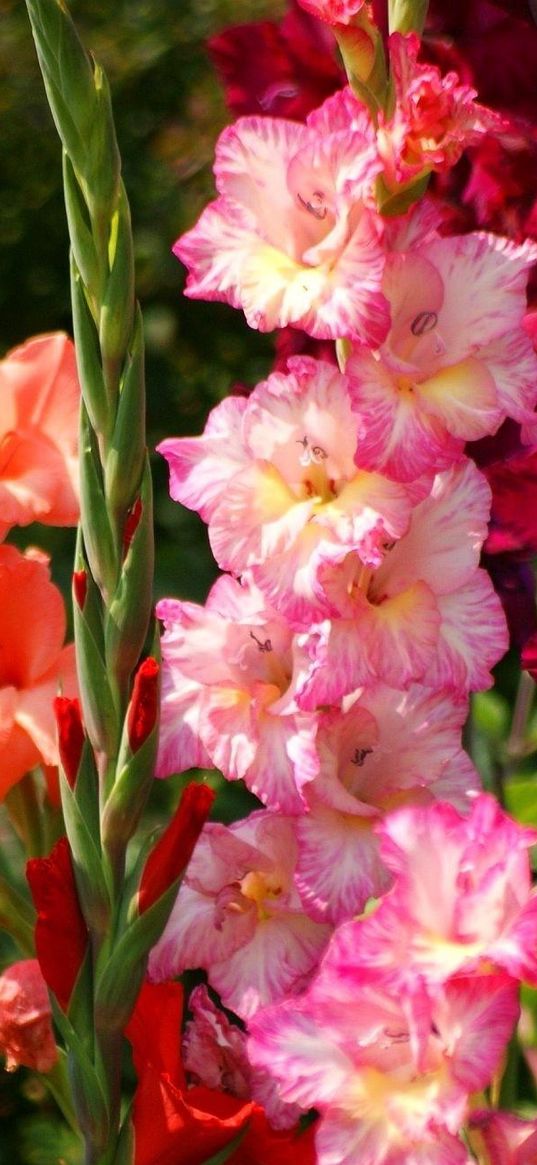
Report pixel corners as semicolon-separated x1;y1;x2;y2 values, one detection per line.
469;1110;537;1165
0;959;57;1073
0;333;79;540
377;33;501;189
0;544;78;799
297;0;366;25
126;981;317;1165
26;836;88;1012
149;811;331;1020
174;107;389;346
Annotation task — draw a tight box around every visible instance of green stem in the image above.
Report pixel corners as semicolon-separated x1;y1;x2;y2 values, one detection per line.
45;1052;82;1137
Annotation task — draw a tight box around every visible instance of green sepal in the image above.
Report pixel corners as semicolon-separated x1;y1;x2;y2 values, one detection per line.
25;0;103;191
105;307;146;518
99;182;135;387
85;59;121;224
80;402;118;598
104;460;154;683
63;153;100;304
52;988;111;1150
201;1127;250;1165
337;20;388;120
0;875;35;956
376;171;430;217
59;762;113;937
71;257;111;439
73;559;120;757
101;712;159;853
94;880;178;1033
110;1110;134;1165
388;0;429;35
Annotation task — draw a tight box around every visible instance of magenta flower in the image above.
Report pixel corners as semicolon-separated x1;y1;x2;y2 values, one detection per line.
347;231;537;481
341;794;537;987
174;106;389;345
148;811;331;1020
156;574;320;812
294;682;478;923
249;957;519;1165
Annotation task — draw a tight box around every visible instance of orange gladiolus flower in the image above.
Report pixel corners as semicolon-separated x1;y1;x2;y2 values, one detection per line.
0;332;79;540
0;544;78;799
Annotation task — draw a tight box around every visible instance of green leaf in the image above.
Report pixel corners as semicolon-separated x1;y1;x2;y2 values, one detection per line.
104;460;155;683
79;401;118;598
105;307;146;517
201;1126;250;1165
504;774;537;828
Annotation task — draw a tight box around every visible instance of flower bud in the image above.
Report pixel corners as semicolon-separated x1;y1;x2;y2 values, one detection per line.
126;657;159;753
72;569;88;610
137;782;215;914
54;696;85;789
122;496;143;559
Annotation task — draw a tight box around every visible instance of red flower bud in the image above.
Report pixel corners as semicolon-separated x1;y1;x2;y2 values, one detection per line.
54;696;85;788
26;837;88;1012
127;657;159;753
72;569;87;610
122;497;143;558
138;782;215;914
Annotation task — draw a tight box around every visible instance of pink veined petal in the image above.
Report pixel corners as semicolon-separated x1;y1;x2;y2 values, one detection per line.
209;461;314;574
420;233;537;366
295;804;390;924
156;671;212;778
174;195;260;308
416;358;501;440
358;583;441;689
306;86;374;140
347;347;463;482
157;395;248;522
241;710;317;814
148;882;257;982
214;116;312;251
477;328;537;422
375;460;492;597
248;998;353;1109
435;975;520;1094
428;570;509;693
197;684;259;782
315;1108;470;1165
210;910;331;1020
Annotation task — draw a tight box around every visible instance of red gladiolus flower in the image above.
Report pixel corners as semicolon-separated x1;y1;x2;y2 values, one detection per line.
126;981;317;1165
137;782;215;914
54;696;85;789
127;657;159;753
26;837;88;1012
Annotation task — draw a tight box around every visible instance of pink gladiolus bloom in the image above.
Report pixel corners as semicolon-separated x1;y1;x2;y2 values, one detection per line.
297;0;366;25
344;794;537;986
156;575;320;812
159;358;414;628
377;34;501;189
183;985;301;1130
295;683;478;923
0;545;78;799
249;957;519;1165
346;232;537;481
0;333;79;540
296;459;507;701
469;1110;537;1165
0;959;57;1073
148;811;331;1020
173;107;390;345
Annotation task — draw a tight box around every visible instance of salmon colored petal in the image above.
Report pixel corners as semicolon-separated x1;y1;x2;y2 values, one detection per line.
0;546;65;688
0;723;42;801
15;643;78;767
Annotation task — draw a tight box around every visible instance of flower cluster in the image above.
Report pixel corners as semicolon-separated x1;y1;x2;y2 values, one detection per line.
146;8;537;1163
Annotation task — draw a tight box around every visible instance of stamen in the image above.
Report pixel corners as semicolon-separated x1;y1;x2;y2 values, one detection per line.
297;190;328;220
410;311;438;336
351;747;373;767
249;630;272;653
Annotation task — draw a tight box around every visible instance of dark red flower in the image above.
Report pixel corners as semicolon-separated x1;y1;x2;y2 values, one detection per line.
126;981;316;1165
208;0;342;122
137;783;215;914
127;657;159;753
54;696;85;788
26;837;88;1012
